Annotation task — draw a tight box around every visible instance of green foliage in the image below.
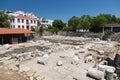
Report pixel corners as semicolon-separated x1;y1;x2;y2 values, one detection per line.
104;30;114;35
46;25;59;34
67;14;120;32
62;26;71;31
99;14;118;24
37;20;41;26
91;15;107;32
68;16;80;32
0;11;10;28
80;15;91;31
53;19;65;30
47;28;54;33
31;26;40;33
117;18;120;23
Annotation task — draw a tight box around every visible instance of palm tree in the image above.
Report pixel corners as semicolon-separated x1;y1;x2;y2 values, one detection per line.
0;11;10;28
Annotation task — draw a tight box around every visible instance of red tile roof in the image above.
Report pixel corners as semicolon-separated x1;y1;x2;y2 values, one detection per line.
0;28;35;35
14;15;36;20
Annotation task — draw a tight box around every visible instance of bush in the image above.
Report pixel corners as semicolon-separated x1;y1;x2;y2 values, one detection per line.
47;28;54;33
104;30;114;35
62;26;71;31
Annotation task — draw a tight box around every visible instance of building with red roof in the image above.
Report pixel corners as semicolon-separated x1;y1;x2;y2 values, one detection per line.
0;28;35;44
10;15;37;30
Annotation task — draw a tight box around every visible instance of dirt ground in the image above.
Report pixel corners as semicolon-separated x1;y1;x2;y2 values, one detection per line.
0;67;27;80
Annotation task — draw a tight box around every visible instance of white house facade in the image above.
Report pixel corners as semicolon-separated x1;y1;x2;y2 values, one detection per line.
10;15;37;30
8;10;53;29
39;18;53;27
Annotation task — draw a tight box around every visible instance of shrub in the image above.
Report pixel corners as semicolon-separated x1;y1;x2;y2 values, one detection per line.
62;26;71;31
104;30;114;35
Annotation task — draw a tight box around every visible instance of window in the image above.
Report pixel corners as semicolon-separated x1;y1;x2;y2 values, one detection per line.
10;19;12;23
13;25;15;28
22;25;24;28
22;19;24;23
26;20;29;24
31;20;33;23
27;26;29;30
18;18;20;23
18;25;20;28
13;19;14;22
34;20;36;24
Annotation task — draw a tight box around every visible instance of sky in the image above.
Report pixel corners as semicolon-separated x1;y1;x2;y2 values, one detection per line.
0;0;120;22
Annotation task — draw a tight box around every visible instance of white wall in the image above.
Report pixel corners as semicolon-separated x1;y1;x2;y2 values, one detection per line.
10;17;37;30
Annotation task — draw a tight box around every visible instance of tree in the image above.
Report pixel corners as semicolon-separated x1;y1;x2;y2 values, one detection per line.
117;18;120;23
31;26;40;35
80;15;91;32
68;16;80;32
111;15;117;23
52;19;65;30
98;14;119;23
52;19;65;34
91;15;107;32
37;20;41;26
37;20;43;36
46;25;55;34
99;14;112;23
0;11;10;28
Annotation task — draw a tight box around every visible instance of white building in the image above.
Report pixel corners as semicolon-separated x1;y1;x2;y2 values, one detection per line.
9;11;37;30
10;15;37;30
8;10;53;29
39;18;53;27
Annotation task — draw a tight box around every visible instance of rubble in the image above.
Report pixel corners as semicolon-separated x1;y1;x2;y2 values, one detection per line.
71;56;79;65
105;68;115;80
78;48;85;53
26;69;36;78
84;55;94;63
74;46;80;50
37;54;49;65
97;50;104;55
34;75;52;80
56;61;63;66
3;44;12;50
114;49;120;80
19;65;31;73
87;68;104;80
18;44;25;47
0;36;119;80
98;64;115;72
7;63;19;71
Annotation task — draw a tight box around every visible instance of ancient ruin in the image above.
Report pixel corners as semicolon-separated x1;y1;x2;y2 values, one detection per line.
0;36;120;80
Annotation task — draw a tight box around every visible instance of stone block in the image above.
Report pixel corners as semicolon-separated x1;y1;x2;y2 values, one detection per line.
57;61;63;66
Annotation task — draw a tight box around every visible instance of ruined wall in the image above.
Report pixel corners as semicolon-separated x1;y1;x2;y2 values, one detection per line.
43;31;120;41
43;31;102;38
